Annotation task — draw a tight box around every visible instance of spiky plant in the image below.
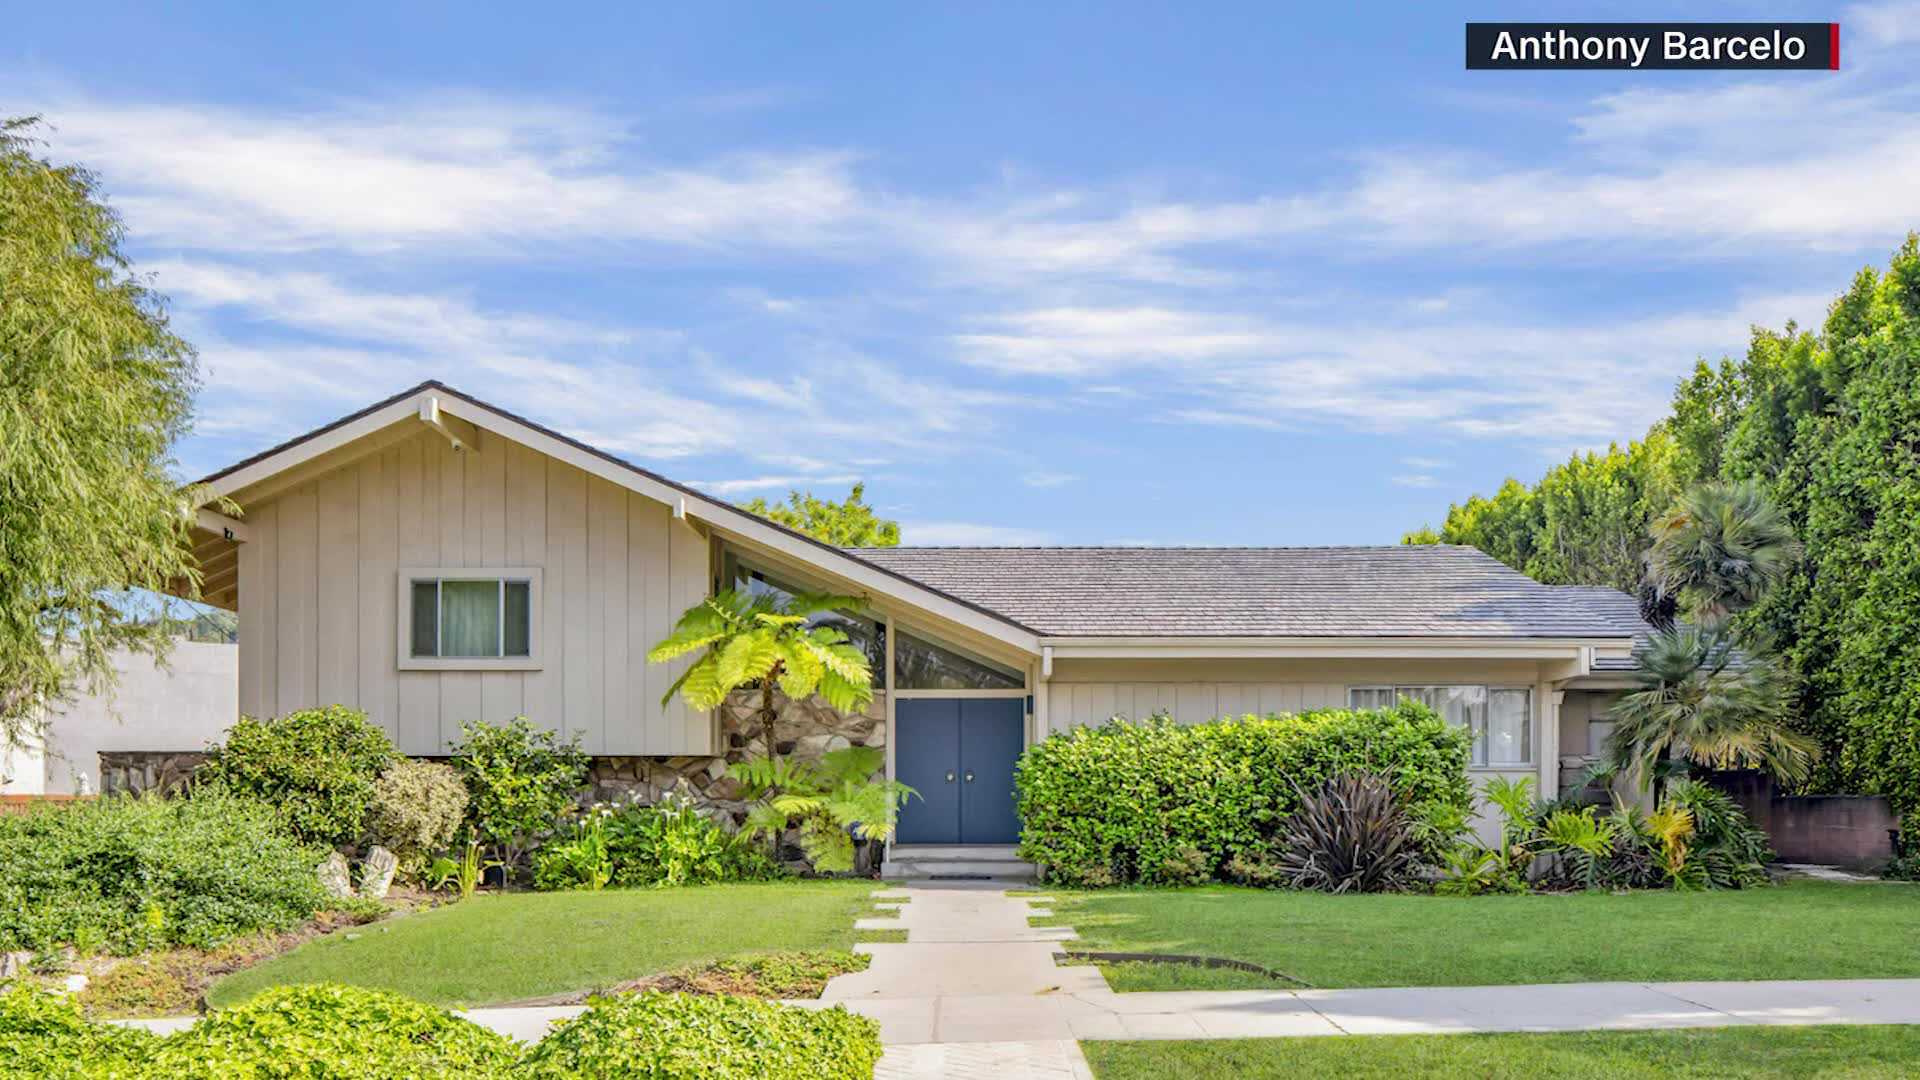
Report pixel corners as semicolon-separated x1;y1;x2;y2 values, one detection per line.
647;588;874;761
1277;773;1419;894
1645;480;1800;625
1605;624;1816;800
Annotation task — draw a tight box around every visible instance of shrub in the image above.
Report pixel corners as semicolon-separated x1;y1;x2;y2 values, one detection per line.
0;790;326;954
533;793;779;891
148;984;519;1078
1015;702;1473;886
1277;773;1420;893
0;983;155;1076
368;757;468;865
199;705;398;849
1664;779;1772;889
451;718;589;875
519;991;881;1080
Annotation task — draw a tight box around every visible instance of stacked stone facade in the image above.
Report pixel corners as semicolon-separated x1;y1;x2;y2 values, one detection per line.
586;689;887;827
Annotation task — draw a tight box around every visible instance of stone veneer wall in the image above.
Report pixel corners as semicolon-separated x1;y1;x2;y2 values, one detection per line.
586;689;887;828
90;689;886;833
98;751;208;795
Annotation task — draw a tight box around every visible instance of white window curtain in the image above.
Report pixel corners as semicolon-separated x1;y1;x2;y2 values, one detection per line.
440;580;501;657
1348;685;1530;767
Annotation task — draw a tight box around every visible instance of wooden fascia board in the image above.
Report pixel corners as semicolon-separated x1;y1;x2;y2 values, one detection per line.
1042;637;1628;660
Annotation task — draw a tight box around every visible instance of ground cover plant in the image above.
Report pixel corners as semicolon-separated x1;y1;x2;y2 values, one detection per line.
1016;701;1473;886
1038;880;1920;992
0;789;326;955
519;990;881;1080
1084;1025;1920;1079
208;879;882;1008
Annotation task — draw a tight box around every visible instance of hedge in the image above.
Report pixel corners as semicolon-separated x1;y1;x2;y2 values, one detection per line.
521;991;881;1079
0;789;326;954
1015;702;1474;885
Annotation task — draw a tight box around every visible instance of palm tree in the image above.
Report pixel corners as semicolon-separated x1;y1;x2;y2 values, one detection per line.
1644;480;1800;625
647;588;875;760
1605;624;1816;801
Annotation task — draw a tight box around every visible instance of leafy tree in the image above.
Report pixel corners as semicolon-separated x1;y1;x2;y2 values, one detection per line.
646;588;875;760
0;118;207;749
1400;526;1442;545
741;483;900;547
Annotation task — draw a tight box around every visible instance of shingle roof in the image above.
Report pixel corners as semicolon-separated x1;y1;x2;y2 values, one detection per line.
846;545;1643;639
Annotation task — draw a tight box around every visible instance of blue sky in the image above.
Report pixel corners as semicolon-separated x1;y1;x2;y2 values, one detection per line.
10;3;1920;544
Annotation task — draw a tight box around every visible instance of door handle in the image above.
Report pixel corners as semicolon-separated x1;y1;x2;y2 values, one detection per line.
964;771;975;783
945;771;956;783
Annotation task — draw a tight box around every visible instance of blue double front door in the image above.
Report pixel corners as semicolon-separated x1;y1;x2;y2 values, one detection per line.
893;697;1025;845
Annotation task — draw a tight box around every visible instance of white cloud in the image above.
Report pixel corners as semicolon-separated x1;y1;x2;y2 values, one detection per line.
1851;2;1920;45
898;522;1059;545
38;100;858;254
1391;474;1442;489
1401;456;1451;470
693;474;860;496
1020;471;1075;488
959;290;1829;447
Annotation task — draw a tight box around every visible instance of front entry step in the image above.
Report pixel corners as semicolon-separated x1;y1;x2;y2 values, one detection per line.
881;844;1036;881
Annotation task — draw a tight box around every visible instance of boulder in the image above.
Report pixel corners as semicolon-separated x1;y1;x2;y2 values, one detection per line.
359;846;399;899
317;851;354;899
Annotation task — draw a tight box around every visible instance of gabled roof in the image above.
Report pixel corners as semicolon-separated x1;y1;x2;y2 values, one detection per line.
850;545;1641;640
197;380;1636;652
194;381;1044;651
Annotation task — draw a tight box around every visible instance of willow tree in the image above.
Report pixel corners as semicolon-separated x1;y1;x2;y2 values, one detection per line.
0;117;206;750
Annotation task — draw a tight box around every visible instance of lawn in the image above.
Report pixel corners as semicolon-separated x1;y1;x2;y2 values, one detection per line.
1083;1025;1920;1079
209;880;882;1009
1038;881;1920;991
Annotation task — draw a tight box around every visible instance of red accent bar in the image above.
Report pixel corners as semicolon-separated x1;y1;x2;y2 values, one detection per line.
1830;23;1840;69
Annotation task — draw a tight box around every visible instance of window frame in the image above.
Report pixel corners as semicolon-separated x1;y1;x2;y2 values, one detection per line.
396;567;544;671
1347;683;1535;769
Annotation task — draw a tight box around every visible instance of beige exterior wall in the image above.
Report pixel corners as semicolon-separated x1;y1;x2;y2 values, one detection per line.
235;429;710;756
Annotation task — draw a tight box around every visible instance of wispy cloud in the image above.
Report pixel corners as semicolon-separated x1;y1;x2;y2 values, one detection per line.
1851;1;1920;46
1020;471;1076;488
1391;474;1442;489
957;290;1830;445
39;99;858;255
693;474;860;496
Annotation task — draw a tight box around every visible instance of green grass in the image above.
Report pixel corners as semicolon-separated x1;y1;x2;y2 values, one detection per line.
1090;1022;1920;1068
1083;1025;1920;1078
209;880;881;1009
1040;881;1920;990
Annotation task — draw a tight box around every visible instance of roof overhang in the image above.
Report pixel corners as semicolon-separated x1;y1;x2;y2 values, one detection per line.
1041;636;1625;660
193;382;1044;654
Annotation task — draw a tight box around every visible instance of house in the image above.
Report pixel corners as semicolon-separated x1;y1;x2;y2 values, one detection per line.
171;380;1648;869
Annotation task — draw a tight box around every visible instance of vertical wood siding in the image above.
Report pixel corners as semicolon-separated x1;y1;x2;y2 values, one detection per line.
236;430;711;755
